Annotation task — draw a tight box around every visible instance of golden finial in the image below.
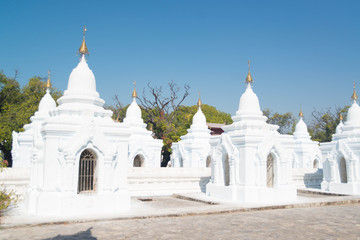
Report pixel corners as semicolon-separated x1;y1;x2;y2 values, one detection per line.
351;80;358;101
132;81;137;98
245;60;253;84
79;26;89;55
46;70;51;89
197;92;202;107
339;113;343;121
299;107;303;118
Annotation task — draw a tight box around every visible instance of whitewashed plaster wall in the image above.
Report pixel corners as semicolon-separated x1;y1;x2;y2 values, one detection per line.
1;167;326;199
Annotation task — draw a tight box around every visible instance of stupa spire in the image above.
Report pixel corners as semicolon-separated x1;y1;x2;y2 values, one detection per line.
78;26;89;57
245;60;253;85
197;92;202;108
351;81;358;102
132;81;138;98
46;70;51;91
299;106;303;118
339;112;343;121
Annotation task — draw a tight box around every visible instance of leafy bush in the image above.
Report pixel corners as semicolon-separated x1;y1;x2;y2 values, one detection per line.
0;187;16;212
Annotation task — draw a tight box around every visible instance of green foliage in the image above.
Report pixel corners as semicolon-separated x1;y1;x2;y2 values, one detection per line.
0;188;17;213
0;153;5;169
0;72;62;165
309;106;349;142
263;108;297;134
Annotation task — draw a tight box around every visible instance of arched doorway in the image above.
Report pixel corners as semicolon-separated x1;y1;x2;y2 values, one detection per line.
78;149;97;193
224;154;230;186
206;156;211;168
313;159;319;169
133;154;144;167
339;157;347;183
266;153;274;188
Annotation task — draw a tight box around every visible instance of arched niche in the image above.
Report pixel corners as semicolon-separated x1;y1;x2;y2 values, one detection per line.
266;153;275;188
206;156;211;168
339;157;347;183
78;148;97;194
133;154;145;167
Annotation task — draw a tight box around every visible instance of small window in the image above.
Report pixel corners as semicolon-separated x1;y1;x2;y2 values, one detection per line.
78;149;97;193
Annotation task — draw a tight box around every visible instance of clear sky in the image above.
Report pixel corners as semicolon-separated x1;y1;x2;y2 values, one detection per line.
1;0;360;121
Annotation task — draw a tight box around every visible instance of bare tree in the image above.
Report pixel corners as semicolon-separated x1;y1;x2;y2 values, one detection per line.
137;81;190;139
135;81;190;166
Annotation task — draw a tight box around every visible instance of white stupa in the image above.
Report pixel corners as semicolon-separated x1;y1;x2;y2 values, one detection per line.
206;62;296;203
123;83;163;167
321;83;360;194
292;109;322;168
12;72;56;168
335;113;344;135
24;27;131;216
171;95;212;168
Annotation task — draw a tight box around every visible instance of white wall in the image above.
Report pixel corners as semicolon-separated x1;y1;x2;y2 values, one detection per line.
1;167;324;198
292;168;323;189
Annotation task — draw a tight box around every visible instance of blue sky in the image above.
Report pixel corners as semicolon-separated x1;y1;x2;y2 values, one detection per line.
1;0;360;122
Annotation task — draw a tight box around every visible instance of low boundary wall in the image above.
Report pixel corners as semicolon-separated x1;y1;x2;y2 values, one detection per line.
128;168;211;196
292;168;323;189
0;168;30;199
0;167;323;198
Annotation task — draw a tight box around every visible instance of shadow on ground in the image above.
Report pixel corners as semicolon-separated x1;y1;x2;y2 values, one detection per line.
43;227;96;240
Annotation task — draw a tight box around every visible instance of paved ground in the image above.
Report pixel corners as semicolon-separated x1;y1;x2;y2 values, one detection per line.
1;203;360;240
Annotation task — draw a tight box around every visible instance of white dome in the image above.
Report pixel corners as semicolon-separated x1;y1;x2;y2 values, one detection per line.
38;90;56;113
192;107;206;126
65;55;98;97
346;101;360;124
125;98;142;122
335;121;344;134
237;83;262;116
294;118;308;134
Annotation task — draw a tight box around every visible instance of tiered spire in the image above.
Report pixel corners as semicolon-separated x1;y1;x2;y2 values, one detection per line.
299;106;303;118
197;92;202;108
339;113;343;121
46;70;51;90
245;60;253;84
351;81;358;102
132;81;138;98
79;26;89;56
